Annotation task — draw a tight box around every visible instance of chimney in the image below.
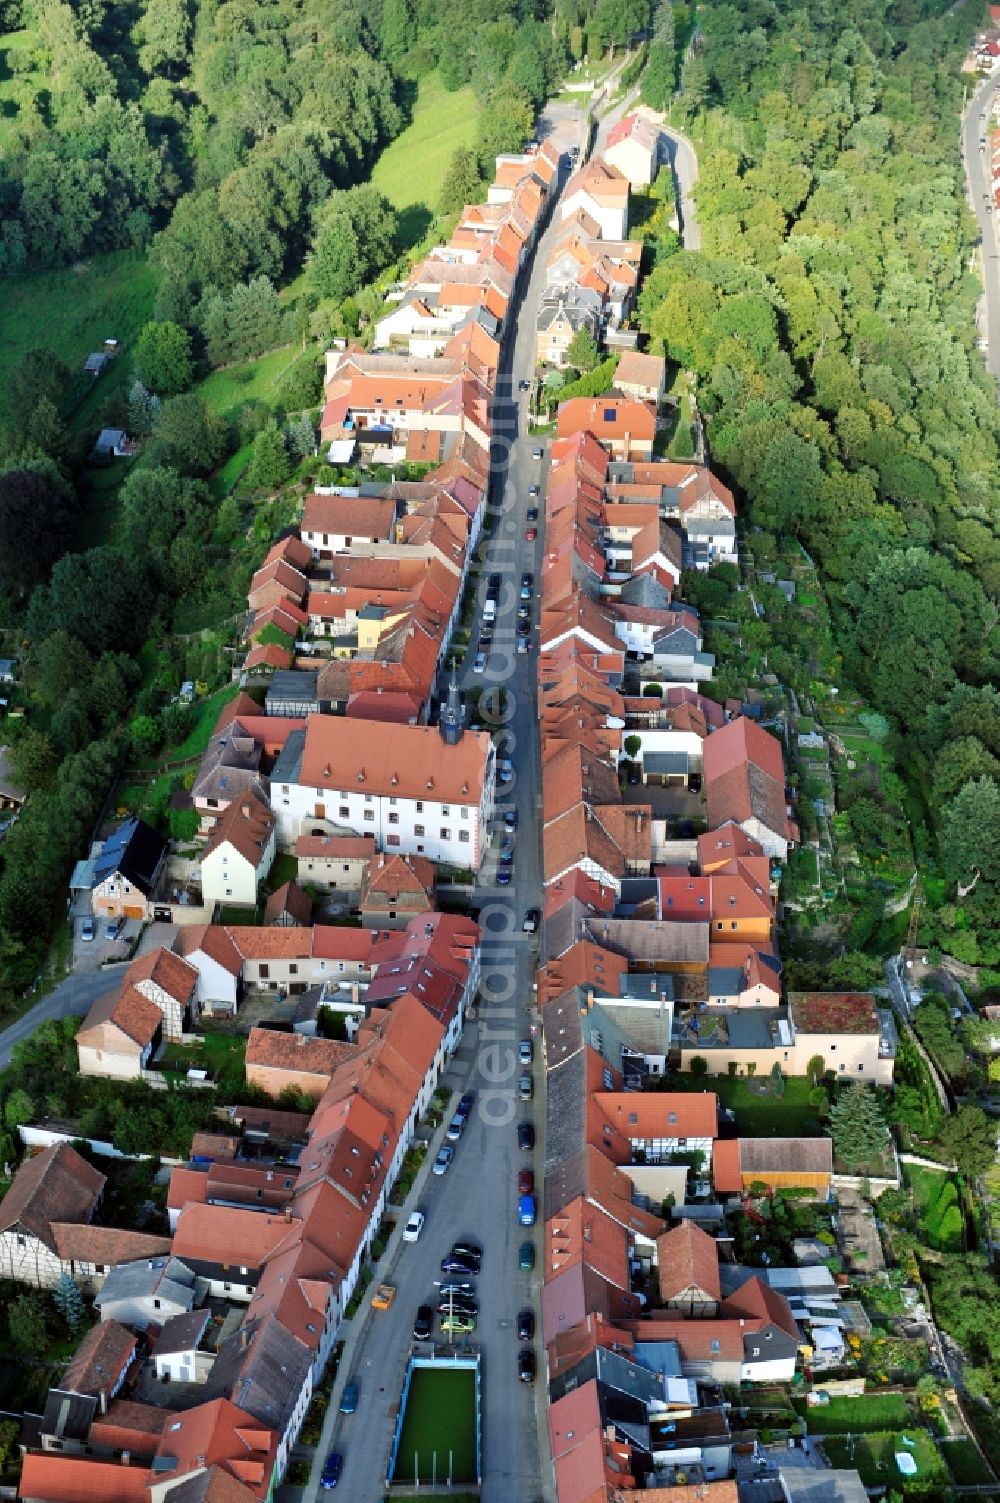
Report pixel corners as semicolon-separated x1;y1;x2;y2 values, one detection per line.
284;1207;292;1222
239;1328;249;1350
241;801;251;817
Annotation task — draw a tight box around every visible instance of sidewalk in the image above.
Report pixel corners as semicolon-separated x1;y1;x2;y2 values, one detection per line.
300;1034;479;1501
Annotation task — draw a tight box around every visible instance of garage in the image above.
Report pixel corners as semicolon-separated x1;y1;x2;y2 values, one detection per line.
124;904;145;920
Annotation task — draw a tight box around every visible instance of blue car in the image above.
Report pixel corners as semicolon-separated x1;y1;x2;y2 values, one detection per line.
339;1382;358;1415
496;868;511;885
518;1193;536;1227
321;1451;343;1488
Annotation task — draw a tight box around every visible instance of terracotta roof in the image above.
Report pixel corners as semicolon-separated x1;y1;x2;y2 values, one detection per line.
245;1028;355;1078
89;1399;171;1457
62;1319;136;1396
172;1203;300;1270
301;493;397;540
605;112;660;152
296;834;375;859
614;350;666;389
704;715;786;784
697;822;765;872
174;925;245;977
126;945;198;1004
556;397;656;446
546;1196;630;1287
591;1091;719;1141
360;852;436;909
789;991;879;1034
297;715;492;806
244;643;293;673
51;1223;171;1266
711;1138;742;1193
722;1272;798;1336
264;880;312;926
0;1143;104;1250
263;534;311;572
634;1485;738;1503
225;927;313;961
77;984;163;1050
160;1466;263;1503
204;794;276;870
151;1396;276;1500
17;1454;150;1503
655;1220;721;1303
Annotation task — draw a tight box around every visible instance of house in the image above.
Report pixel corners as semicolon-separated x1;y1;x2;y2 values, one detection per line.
269;713;495;871
265;670;320;719
245;1029;355;1100
85;817;167;921
0;1143;104;1289
84;352;109;376
300;493;398;558
655;1220;721;1316
359;851;436;927
148;1397;277;1502
561;158;631;239
536;285;603;368
205;1314;313;1478
152;1309;215;1384
614;350;666;406
92;428;134;459
17;1454;152;1503
94;1255;198;1329
125;946;200;1041
605;112;661;187
712;1137;833;1198
200;794;277;909
703;716;797;860
264;880;312;927
556;397;656;461
296;833;375;893
173;925;244;1016
45;1320;137;1422
789;991;896;1086
76;984;163;1079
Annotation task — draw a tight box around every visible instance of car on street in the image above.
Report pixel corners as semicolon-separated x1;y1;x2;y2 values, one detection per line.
437;1296;478;1316
432;1145;454;1175
519;1240;535;1271
524;526;537;541
446;1113;467;1141
441;1253;479;1275
517;605;531;623
496;867;511;885
479;627;493;645
440;1313;476;1334
452;1241;482;1263
518;1349;536;1383
519;581;532;602
105;917;125;941
518;1072;533;1101
519;1038;533;1064
518;1121;535;1150
522;908;539;933
528;484;539;497
473;650;487;673
499;759;513;783
526;506;538;522
80;918;95;941
321;1451;343;1488
518;1193;536;1226
532;446;543;459
440;1280;475;1297
458;1091;475;1115
517;635;531;654
517;1309;535;1341
339;1382;359;1415
518;1167;535;1195
403;1210;425;1242
503;808;518;830
413;1305;434;1339
518;378;530;390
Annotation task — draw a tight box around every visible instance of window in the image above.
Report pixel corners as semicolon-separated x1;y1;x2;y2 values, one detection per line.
364;810;374;822
830;1044;837;1051
388;796;397;806
415;824;425;836
751;1346;760;1357
207;797;218;808
364;793;373;804
459;830;469;843
711;1339;720;1354
387;834;401;846
416;801;423;813
440;828;450;840
667;1111;676;1124
858;1063;865;1072
154;1298;161;1309
461;806;469;819
442;805;450;816
260;965;270;979
225;888;232;897
388;812;399;825
289;964;298;976
339;806;349;819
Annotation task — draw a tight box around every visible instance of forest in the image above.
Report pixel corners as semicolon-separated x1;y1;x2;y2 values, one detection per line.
640;0;1000;963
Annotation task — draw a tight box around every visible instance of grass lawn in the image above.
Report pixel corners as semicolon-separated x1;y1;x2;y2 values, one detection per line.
688;1074;821;1136
904;1163;963;1251
940;1436;997;1485
170;685;244;760
195;345;302;425
0;251;156;429
159;1033;246;1092
800;1394;911;1434
392;1366;477;1485
372;71;478;249
821;1431;947;1493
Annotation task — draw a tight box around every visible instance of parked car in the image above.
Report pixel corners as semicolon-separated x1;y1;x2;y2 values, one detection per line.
446;1113;467;1142
439;1282;475;1300
503;808;518;831
440;1313;476;1334
518;1194;536;1227
522;908;539;933
432;1145;454;1176
516;635;531;654
413;1305;434;1339
524;526;537;541
517;1309;535;1341
526;506;539;522
518;1348;536;1384
518;1168;534;1195
473;650;487;674
80;918;95;942
105;917;125;941
528;484;539;497
441;1253;479;1275
437;1296;478;1316
371;1283;396;1311
496;867;511;886
458;1091;475;1115
339;1383;359;1415
518;1072;533;1101
321;1451;343;1489
532;446;543;459
518;1121;535;1151
403;1210;425;1242
452;1241;482;1263
488;571;501;589
519;1038;533;1064
518;378;530;391
499;759;513;784
519;1240;535;1271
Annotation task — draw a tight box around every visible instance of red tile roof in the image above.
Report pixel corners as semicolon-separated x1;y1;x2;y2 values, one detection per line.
17;1454;150;1503
655;1220;721;1304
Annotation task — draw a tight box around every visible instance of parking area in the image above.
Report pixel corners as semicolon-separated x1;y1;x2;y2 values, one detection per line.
70;906;140;971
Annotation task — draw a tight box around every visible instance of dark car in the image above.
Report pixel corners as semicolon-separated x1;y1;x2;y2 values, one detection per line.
627;762;641;785
437;1296;478;1316
413;1305;434;1340
321;1451;343;1488
503;808;518;830
522;908;539;933
339;1382;359;1414
518;1167;535;1195
518;1348;537;1383
526;506;539;522
488;571;501;590
452;1241;482;1262
521;571;533;589
458;1091;475;1115
519;378;530;390
441;1253;479;1275
518;1121;535;1150
688;773;702;793
519;1240;535;1271
496;867;511;886
517;1308;535;1341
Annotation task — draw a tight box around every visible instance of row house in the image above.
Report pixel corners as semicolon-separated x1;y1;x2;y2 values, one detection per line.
606;459;737;569
604;112;662;189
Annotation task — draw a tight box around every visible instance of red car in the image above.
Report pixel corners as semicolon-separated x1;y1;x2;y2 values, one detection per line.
518;1168;535;1195
524;526;537;541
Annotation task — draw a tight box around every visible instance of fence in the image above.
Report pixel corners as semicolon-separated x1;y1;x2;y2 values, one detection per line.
18;1123;184;1166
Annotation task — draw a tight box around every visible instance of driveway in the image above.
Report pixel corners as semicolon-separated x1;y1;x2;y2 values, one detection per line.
962;73;1000;381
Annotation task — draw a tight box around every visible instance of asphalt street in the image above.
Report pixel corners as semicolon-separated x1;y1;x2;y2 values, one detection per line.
0;967;119;1069
962;72;1000;381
